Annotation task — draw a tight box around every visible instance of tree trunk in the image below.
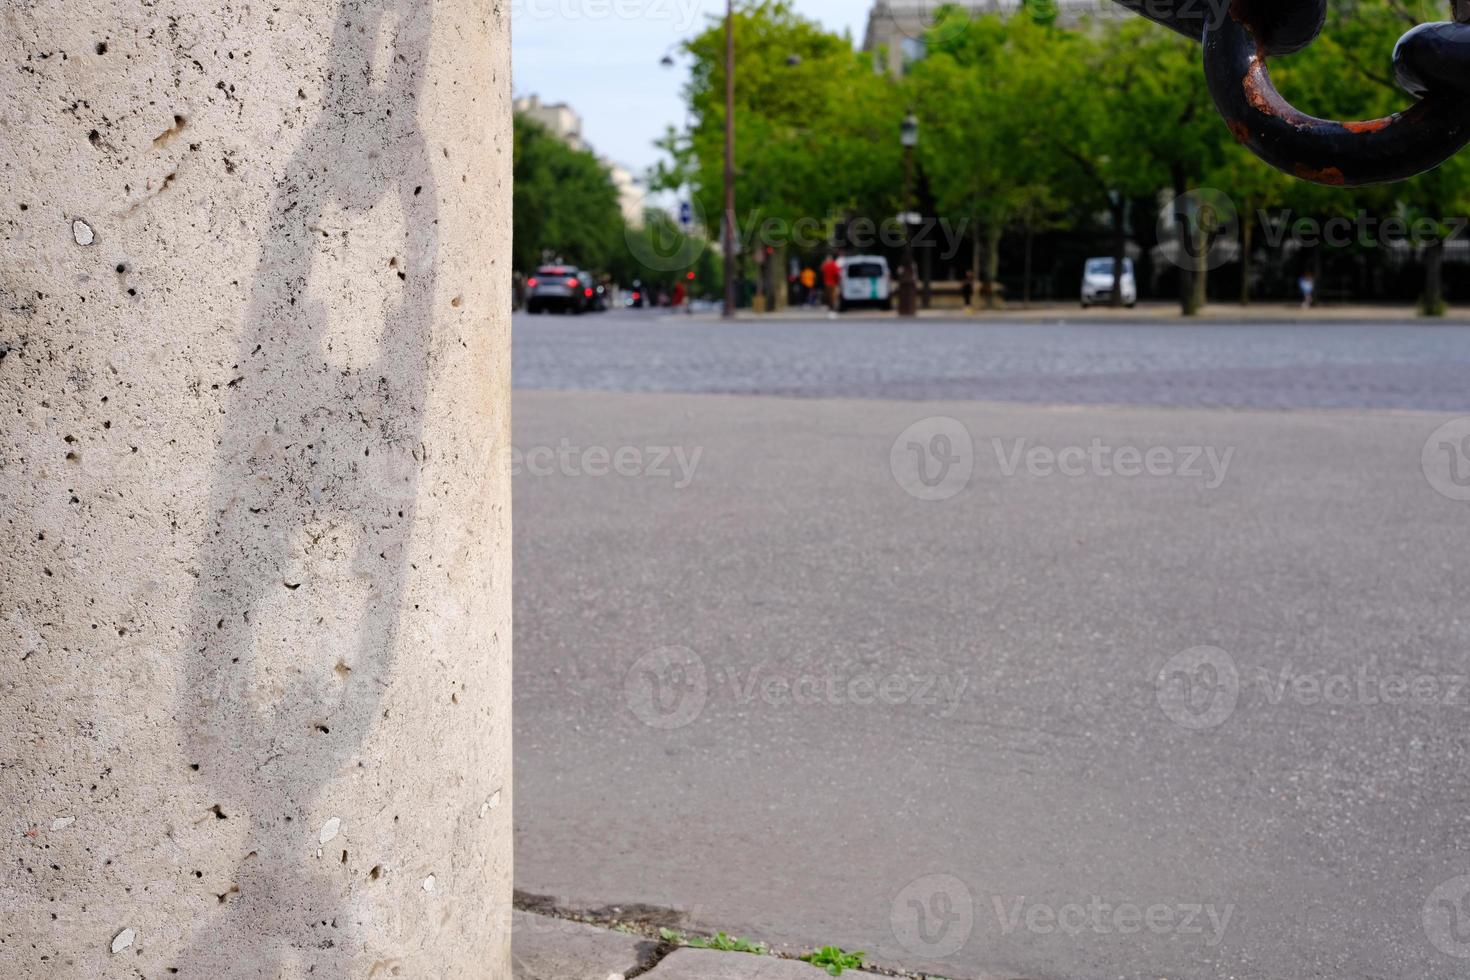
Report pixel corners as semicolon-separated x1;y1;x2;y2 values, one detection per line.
921;240;933;310
753;252;768;311
1111;195;1127;308
1419;202;1446;316
0;3;512;976
971;228;984;315
1023;219;1035;309
985;223;1003;310
1173;166;1199;316
771;244;787;312
1193;221;1209;311
1423;237;1446;316
1239;200;1254;306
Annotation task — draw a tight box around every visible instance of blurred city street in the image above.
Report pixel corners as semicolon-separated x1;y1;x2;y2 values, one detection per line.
515;307;1470;410
513;310;1470;979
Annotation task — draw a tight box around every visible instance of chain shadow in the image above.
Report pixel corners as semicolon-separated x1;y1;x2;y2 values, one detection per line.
174;1;440;975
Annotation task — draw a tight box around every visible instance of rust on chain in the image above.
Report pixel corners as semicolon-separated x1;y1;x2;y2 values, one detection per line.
1110;0;1470;185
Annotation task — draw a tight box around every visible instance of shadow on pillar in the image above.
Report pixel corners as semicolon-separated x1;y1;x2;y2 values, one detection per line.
176;1;440;975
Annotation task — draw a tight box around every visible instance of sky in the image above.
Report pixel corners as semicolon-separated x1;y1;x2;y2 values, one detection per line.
511;0;869;177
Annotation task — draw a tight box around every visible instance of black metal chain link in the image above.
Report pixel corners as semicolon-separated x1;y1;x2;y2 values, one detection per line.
1112;0;1470;185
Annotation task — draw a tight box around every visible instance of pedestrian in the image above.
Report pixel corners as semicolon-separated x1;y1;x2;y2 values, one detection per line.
672;279;686;309
821;254;842;313
800;265;817;306
1299;271;1316;309
960;269;975;311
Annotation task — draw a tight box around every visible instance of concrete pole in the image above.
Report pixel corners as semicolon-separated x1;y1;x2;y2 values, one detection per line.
0;2;512;977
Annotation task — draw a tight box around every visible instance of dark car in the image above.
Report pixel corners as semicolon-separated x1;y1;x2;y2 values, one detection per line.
577;271;608;312
626;279;647;308
526;265;589;314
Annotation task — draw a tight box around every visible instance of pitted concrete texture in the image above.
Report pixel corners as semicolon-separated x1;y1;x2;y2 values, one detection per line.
0;1;511;977
641;949;828;979
511;911;659;980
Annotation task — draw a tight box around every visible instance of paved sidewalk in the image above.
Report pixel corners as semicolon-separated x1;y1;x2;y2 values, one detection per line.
646;948;845;979
676;300;1470;324
511;911;660;980
512;911;897;980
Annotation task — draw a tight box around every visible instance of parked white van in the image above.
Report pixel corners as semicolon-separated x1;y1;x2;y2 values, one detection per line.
838;255;892;312
1081;256;1137;308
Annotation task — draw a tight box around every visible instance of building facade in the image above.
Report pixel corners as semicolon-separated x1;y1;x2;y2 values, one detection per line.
862;0;1128;73
513;93;645;228
606;161;647;228
513;93;584;149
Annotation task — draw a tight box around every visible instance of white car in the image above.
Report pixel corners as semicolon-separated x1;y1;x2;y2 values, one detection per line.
839;255;892;312
1081;257;1137;308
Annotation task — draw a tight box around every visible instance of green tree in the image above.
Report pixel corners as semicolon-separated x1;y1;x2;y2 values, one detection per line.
649;0;1470;313
513;114;625;274
1205;143;1292;305
657;0;906;306
1090;18;1226;314
1265;0;1470;312
910;11;1069;308
614;210;724;298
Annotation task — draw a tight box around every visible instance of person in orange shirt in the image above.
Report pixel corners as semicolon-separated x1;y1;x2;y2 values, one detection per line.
799;265;817;305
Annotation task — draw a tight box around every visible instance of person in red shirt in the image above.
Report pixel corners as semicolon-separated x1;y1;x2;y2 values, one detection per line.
820;254;842;311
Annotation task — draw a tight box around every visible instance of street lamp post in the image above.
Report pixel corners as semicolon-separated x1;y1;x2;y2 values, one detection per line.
722;0;737;319
660;14;734;319
665;17;797;320
897;111;919;318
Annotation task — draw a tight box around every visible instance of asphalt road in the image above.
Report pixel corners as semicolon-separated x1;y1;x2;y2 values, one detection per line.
514;309;1470;410
513;311;1470;980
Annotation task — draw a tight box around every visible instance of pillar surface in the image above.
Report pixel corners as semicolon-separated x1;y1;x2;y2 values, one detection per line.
0;0;511;976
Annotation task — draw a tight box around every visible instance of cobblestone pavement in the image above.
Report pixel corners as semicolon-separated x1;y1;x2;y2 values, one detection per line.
513;309;1470;411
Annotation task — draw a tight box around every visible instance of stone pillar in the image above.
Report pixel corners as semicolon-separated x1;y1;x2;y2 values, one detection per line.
0;1;511;977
